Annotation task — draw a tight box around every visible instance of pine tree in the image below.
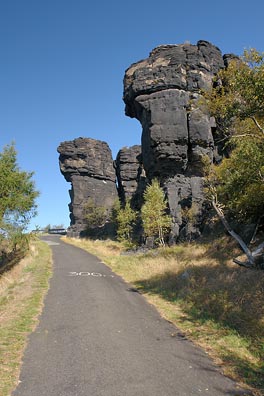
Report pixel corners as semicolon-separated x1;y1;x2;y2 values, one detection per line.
141;179;171;247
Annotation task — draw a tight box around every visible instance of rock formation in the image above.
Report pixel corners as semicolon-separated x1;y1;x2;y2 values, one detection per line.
123;40;225;240
58;137;118;237
114;145;146;209
59;40;231;241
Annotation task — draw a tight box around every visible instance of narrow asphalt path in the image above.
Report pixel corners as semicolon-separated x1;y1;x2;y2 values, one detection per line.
12;235;250;396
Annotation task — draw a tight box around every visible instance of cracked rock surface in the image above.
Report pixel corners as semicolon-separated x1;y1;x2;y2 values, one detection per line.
58;137;118;236
123;40;225;240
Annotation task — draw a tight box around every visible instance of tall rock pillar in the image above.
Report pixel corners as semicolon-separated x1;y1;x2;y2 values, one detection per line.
123;40;225;241
58;137;118;237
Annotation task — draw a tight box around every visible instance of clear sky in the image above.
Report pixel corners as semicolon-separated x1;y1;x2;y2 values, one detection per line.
0;0;263;230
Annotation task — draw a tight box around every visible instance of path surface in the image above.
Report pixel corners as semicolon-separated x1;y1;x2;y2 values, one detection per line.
12;235;250;396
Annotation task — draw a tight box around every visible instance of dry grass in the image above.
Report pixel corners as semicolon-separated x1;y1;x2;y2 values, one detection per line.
0;239;52;396
65;236;264;396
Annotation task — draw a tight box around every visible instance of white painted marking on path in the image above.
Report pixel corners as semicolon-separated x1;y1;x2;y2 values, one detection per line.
43;241;60;246
68;271;114;278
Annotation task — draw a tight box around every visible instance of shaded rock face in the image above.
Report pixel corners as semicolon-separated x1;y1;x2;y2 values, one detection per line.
58;137;118;236
123;40;225;240
115;145;146;209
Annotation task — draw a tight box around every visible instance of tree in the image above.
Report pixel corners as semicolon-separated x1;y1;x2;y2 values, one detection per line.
0;143;38;259
0;143;39;232
206;49;264;140
211;137;264;223
202;50;264;267
141;179;171;247
83;198;107;229
116;200;137;245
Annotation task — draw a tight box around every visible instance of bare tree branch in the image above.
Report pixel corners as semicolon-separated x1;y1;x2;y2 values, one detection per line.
250;116;264;134
211;198;255;266
252;241;264;257
233;258;253;268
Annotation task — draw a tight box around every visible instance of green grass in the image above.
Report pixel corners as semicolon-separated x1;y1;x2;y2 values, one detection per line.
0;239;52;396
64;236;264;396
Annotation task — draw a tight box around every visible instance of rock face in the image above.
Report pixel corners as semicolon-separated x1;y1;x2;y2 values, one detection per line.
58;137;118;236
123;40;225;240
115;145;146;209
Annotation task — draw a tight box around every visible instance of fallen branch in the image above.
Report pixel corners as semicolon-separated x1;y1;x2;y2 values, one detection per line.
233;258;253;268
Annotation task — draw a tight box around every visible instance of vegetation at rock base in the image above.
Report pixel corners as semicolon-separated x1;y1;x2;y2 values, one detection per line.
141;179;171;247
0;239;52;396
112;180;172;248
83;198;108;230
64;235;264;396
115;199;137;246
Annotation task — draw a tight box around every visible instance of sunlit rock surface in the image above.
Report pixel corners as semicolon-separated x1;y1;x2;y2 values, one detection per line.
123;40;225;240
58;137;118;236
58;40;231;241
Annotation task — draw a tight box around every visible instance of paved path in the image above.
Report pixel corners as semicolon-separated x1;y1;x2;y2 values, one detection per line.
12;235;250;396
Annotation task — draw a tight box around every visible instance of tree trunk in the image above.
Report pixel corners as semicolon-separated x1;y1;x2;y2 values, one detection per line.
212;199;255;267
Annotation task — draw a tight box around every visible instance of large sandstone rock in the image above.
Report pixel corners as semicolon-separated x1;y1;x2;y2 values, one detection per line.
115;145;146;209
123;40;225;241
58;137;118;236
58;40;232;243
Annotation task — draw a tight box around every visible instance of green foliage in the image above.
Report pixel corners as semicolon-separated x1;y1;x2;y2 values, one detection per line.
0;143;39;260
141;179;171;246
206;49;264;136
83;198;107;229
0;143;39;230
110;199;121;225
181;202;200;225
203;49;264;224
116;200;137;245
4;224;31;253
109;199;121;237
209;137;264;222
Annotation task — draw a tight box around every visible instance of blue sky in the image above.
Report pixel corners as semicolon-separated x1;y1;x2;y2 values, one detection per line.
0;0;264;230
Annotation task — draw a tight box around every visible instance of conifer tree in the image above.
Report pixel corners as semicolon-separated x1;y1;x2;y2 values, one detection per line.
141;179;171;247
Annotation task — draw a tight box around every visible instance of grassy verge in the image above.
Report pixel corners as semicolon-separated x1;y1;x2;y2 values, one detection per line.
0;238;52;396
63;236;264;396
